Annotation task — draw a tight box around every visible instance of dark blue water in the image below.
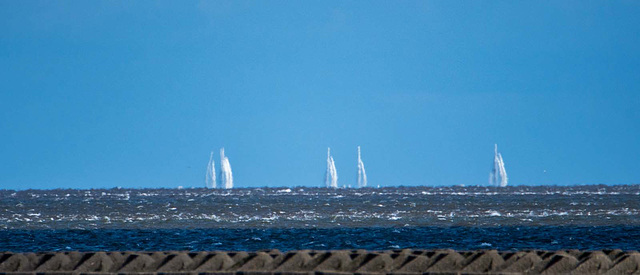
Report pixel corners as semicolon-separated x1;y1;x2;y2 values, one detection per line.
2;227;639;252
1;186;639;251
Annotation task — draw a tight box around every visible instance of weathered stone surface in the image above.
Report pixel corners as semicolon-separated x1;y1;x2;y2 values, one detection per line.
0;249;637;274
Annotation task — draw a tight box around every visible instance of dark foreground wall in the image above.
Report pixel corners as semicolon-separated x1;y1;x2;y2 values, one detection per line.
0;249;638;274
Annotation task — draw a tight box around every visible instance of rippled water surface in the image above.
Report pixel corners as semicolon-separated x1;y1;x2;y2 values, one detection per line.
1;185;639;251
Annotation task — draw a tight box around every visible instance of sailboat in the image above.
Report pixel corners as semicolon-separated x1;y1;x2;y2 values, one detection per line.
205;151;216;188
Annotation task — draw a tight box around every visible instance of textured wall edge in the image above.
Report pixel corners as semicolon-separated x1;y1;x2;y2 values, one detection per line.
0;249;637;274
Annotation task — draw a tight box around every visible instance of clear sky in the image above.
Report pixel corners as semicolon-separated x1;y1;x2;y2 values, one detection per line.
1;1;639;189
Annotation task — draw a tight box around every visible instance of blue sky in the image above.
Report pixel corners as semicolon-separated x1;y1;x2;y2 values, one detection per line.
1;1;639;189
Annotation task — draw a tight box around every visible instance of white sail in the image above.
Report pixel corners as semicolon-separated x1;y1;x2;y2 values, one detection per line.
205;151;216;188
220;148;233;189
489;144;508;187
497;153;508;187
330;156;338;188
357;146;367;188
325;147;338;188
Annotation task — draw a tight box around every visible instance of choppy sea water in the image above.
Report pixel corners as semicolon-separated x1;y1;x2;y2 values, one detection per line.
1;185;639;251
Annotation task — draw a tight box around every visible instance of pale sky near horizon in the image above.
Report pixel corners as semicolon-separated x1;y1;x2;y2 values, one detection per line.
1;1;639;190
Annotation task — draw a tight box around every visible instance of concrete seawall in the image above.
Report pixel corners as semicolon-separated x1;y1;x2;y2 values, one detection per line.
0;249;637;274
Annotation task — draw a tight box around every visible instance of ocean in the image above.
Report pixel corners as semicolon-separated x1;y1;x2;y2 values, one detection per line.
1;185;639;252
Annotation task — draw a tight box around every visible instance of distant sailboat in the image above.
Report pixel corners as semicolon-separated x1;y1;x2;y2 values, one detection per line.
205;151;216;189
325;148;338;188
489;144;508;187
205;149;233;189
220;148;233;189
357;146;367;188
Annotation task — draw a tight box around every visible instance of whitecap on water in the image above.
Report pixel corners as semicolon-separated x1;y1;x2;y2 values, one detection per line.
487;210;501;217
